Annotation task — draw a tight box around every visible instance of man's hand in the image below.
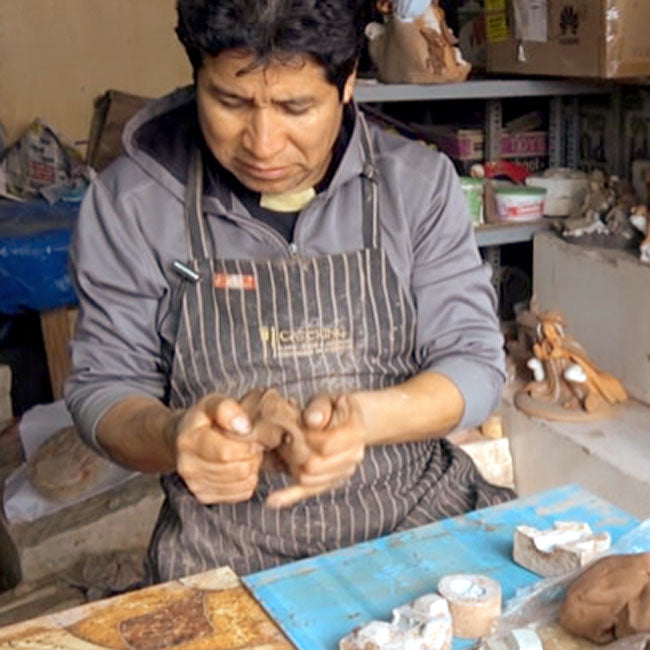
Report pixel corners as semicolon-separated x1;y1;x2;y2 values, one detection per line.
174;393;264;504
266;394;366;508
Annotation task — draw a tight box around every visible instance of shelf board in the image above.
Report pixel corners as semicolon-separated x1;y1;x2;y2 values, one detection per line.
475;219;550;247
354;78;613;103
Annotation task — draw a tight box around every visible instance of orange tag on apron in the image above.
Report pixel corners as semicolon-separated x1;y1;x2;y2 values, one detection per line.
212;273;257;290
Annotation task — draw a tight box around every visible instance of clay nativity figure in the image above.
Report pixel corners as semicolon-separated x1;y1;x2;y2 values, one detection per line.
514;310;627;422
366;0;471;84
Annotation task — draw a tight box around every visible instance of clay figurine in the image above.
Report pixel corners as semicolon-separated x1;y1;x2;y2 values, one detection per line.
366;0;471;84
562;170;611;239
514;309;627;421
630;204;650;264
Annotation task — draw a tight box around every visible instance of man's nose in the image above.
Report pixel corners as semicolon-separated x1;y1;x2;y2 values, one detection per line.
243;108;285;160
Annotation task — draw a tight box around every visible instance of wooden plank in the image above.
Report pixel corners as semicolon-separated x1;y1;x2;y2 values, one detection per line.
39;307;78;401
243;485;641;650
0;567;292;649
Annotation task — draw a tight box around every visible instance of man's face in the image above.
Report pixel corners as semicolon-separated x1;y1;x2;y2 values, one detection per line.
196;49;356;195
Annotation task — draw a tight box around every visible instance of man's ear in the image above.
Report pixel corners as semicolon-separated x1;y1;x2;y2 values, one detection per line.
342;68;357;104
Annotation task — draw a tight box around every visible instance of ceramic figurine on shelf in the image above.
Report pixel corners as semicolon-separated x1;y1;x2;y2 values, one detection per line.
515;310;627;422
366;0;471;84
630;204;650;264
562;171;610;238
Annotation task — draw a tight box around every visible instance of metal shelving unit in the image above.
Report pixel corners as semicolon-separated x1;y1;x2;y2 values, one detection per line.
354;78;613;103
474;220;549;247
354;78;615;248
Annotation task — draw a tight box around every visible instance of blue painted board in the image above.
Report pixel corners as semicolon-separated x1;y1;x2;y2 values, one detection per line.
244;485;640;650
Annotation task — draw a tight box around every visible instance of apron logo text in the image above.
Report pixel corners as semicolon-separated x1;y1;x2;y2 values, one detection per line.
260;325;353;358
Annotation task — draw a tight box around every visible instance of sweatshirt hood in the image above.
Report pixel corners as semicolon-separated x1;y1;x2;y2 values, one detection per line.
121;85;368;211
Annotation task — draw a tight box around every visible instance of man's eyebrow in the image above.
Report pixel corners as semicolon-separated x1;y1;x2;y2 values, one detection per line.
275;95;316;106
207;82;316;105
208;83;249;100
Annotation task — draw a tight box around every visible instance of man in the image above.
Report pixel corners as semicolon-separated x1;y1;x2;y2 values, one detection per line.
66;0;514;584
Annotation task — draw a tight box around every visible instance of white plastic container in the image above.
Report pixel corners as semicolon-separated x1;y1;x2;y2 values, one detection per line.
525;168;588;217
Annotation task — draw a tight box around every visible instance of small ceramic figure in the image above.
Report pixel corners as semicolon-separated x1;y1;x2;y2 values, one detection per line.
515;310;627;422
630;204;650;264
562;172;610;238
367;0;471;84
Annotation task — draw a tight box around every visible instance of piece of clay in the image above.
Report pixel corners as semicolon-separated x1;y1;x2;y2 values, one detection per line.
559;553;650;644
513;521;611;578
340;593;452;650
240;389;311;470
437;574;502;639
27;425;113;502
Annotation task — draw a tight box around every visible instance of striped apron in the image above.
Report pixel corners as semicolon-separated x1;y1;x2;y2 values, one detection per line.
146;118;514;583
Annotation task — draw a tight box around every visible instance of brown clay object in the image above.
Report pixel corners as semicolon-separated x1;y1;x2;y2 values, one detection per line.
559;552;650;644
240;389;311;470
515;309;627;422
27;424;113;502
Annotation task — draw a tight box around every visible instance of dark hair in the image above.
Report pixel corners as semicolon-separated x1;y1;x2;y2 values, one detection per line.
176;0;368;98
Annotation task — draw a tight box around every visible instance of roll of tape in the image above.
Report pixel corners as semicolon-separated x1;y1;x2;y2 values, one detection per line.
437;573;502;639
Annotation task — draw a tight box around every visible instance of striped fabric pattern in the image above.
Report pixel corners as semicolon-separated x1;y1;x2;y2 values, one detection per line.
146;117;514;583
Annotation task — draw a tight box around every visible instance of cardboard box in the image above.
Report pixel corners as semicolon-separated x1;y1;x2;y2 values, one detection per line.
426;126;548;173
87;90;151;172
486;0;650;79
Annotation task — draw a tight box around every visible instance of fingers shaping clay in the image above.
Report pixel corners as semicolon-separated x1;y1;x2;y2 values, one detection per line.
241;389;311;467
437;574;502;639
513;521;611;578
339;593;452;650
559;552;650;644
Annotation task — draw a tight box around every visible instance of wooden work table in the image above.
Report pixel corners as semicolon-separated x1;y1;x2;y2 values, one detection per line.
0;485;645;649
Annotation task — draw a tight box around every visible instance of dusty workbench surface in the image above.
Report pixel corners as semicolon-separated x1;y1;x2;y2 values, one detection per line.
0;566;292;649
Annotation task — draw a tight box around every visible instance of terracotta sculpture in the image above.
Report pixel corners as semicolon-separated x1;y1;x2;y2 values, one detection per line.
562;170;611;238
366;0;471;84
562;172;647;252
514;310;627;421
630;204;650;264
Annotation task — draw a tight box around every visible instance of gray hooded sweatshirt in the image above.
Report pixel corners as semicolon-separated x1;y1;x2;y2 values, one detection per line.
65;86;505;450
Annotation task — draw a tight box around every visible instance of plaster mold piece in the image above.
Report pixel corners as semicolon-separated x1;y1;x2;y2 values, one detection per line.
513;521;611;578
559;552;650;644
437;574;502;639
339;593;452;650
514;309;627;422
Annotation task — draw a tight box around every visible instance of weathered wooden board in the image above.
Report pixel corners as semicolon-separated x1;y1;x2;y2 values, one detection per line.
244;484;641;650
0;567;292;649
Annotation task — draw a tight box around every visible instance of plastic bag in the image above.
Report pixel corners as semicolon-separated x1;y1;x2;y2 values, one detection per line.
477;521;650;649
0;118;90;203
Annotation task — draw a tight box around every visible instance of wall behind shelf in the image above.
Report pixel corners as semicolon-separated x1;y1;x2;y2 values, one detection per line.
0;0;191;146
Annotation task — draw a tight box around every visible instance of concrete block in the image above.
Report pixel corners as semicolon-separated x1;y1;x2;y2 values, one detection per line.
533;231;650;405
1;475;163;583
502;400;650;519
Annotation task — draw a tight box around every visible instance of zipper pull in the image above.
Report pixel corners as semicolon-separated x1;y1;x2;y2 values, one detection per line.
172;260;200;283
288;243;298;257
